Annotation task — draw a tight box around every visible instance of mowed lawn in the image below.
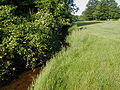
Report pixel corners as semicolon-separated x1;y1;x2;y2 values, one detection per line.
30;21;120;90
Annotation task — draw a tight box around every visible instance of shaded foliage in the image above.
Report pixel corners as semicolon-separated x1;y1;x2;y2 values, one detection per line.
0;0;73;86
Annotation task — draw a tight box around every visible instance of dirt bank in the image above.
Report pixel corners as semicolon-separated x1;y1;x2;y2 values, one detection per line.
1;67;41;90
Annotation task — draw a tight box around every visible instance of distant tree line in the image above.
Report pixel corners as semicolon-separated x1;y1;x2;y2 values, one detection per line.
82;0;120;20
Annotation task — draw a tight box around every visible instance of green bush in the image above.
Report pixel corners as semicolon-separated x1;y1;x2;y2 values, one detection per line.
0;0;72;86
0;23;49;84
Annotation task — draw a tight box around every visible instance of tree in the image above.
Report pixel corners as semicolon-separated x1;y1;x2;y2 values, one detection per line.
107;0;120;19
0;0;37;17
82;0;99;20
82;0;120;20
93;0;109;20
93;1;101;20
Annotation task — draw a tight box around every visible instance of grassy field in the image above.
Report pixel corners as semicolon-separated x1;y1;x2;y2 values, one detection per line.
30;21;120;90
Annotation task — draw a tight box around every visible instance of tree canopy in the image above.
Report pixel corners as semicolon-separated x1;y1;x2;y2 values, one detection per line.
82;0;120;20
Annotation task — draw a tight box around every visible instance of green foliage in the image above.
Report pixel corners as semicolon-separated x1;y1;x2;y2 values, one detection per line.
0;17;50;84
0;0;72;86
71;15;84;22
33;0;71;55
82;0;120;20
82;0;98;20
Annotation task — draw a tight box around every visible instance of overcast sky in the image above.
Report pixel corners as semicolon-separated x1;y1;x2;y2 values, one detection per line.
74;0;120;15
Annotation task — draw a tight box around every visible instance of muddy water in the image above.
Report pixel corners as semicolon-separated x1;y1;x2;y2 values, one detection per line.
1;67;41;90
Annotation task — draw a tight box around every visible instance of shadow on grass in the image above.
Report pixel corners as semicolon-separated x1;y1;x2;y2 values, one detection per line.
76;21;102;27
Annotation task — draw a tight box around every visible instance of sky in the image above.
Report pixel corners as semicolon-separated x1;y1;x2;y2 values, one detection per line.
74;0;120;15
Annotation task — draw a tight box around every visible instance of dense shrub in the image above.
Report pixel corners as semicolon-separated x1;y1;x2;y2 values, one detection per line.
0;0;72;86
0;23;50;83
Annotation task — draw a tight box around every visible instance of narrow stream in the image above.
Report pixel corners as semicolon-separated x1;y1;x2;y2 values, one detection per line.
1;67;41;90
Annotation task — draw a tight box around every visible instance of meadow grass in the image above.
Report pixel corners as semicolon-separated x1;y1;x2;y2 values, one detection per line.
29;21;120;90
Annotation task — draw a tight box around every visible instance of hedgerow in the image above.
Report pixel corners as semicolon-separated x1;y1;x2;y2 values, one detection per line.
0;0;72;86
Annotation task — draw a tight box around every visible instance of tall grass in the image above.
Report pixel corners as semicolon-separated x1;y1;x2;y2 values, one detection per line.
30;21;120;90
